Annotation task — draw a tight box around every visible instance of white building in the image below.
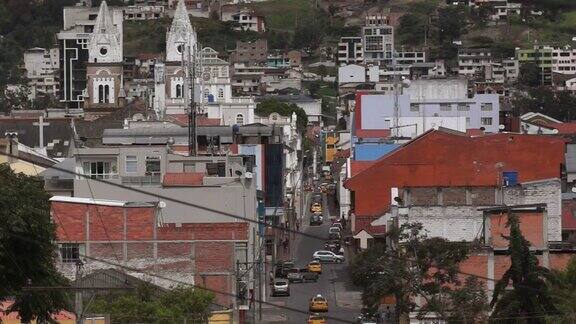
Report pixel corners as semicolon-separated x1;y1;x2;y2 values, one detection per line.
23;48;60;99
337;37;363;65
124;5;165;20
362;14;394;66
223;9;266;33
458;48;493;76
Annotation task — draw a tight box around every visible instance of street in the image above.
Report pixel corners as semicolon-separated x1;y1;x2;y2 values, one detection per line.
264;189;363;323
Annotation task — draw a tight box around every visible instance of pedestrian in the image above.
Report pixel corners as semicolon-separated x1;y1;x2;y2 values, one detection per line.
282;238;288;252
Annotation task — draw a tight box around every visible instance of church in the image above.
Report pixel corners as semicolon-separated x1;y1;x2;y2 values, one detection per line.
62;0;255;125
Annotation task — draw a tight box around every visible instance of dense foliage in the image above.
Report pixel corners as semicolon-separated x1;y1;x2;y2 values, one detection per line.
0;164;68;322
512;87;576;121
255;99;308;130
88;284;214;324
350;223;474;322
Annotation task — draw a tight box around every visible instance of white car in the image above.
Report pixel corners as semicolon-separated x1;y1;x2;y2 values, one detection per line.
313;250;345;263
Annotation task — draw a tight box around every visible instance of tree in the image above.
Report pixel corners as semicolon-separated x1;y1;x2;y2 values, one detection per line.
0;84;32;115
518;62;542;87
397;14;427;47
548;257;576;322
490;213;557;323
511;87;576;122
447;277;489;323
350;223;470;322
88;284;214;323
255;99;308;130
0;164;69;322
307;81;321;98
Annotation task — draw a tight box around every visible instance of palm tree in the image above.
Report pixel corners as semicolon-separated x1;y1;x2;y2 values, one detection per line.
490;213;558;323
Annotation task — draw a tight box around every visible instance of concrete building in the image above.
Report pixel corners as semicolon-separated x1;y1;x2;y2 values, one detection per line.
229;39;268;64
458;48;493;76
337;37;363;65
362;14;394;66
57;1;123;108
226;9;266;33
514;45;576;84
259;95;322;125
357;79;501;134
124;5;165;20
23;48;60;99
344;129;567;240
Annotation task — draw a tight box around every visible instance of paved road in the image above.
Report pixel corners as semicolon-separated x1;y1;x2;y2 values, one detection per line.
264;190;362;323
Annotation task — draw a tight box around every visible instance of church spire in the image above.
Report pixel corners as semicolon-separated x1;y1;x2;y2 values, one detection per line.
166;0;197;62
88;0;122;63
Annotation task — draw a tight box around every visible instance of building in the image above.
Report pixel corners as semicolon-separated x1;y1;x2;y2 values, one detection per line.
458;48;493;76
514;45;576;85
57;1;123;108
83;1;125;119
231;64;266;95
226;9;266;33
356;79;500;135
124;5;165;20
258;95;322;125
344;129;567;239
51;195;252;307
23;48;60;99
229;39;268;64
337;37;363;65
362;14;394;66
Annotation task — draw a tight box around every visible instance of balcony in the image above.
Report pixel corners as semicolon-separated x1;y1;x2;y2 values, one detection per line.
121;174;162;186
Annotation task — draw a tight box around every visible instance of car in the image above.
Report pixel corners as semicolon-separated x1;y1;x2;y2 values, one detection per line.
313;250;345;263
300;268;319;282
308;260;322;274
272;279;290;296
310;214;323;226
286;268;304;283
309;294;329;312
330;222;343;231
311;202;322;213
275;260;294;278
329;226;341;234
308;313;327;324
328;231;341;240
324;240;341;253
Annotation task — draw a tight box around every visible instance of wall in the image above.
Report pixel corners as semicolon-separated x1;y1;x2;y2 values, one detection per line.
354;143;399;161
504;180;562;242
52;201;248;306
338;65;365;84
402;206;485;242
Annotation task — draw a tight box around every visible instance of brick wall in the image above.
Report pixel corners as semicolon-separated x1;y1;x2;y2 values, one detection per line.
409;188;438;205
443;187;467;206
489;211;545;249
52;201;249;307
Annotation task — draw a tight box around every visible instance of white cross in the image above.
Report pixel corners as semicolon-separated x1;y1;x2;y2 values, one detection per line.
32;115;50;148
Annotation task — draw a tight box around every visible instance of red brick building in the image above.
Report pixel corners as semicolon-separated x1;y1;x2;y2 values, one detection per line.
345;129;566;235
51;196;248;307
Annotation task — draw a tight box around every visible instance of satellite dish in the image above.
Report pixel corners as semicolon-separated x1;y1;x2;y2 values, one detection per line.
572;187;576;193
158;201;167;209
499;124;505;130
552;129;559;134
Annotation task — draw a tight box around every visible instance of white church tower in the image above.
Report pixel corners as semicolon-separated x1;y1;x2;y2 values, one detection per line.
84;0;124;119
166;0;197;62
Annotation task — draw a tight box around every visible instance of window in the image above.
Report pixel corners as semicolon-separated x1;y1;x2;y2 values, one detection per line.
218;88;224;99
125;155;137;173
457;103;470;111
466;117;471;126
175;84;182;98
203;88;210;100
440;103;451;111
410;103;420;112
60;243;84;263
99;47;108;56
481;117;493;126
104;85;110;103
145;156;161;176
235;242;248;269
98;85;104;103
236;113;245;125
83;161;115;179
481;103;493;111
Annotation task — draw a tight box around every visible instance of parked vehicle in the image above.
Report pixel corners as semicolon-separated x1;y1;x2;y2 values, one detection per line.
286;268;303;283
272;279;290;296
313;250;345;263
275;260;294;278
330;222;343;231
324;240;341;253
311;202;322;213
329;226;341;234
328;231;341;240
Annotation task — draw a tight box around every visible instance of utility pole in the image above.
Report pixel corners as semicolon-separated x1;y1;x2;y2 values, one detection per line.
187;44;198;156
252;227;257;323
74;260;83;324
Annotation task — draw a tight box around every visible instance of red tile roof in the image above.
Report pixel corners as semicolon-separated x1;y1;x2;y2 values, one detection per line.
544;122;576;135
350;161;375;176
333;148;350;159
0;300;76;321
466;129;485;137
354;216;386;235
167;115;221;127
163;172;205;187
355;129;391;139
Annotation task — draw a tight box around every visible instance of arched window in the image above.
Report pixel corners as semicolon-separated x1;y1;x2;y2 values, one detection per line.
236;113;244;126
218;88;224;99
104;85;110;103
98;85;104;103
175;84;182;98
203;88;210;100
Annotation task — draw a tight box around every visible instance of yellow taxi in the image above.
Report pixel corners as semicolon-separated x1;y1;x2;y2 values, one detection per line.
311;203;322;213
308;260;322;274
308;313;327;324
309;294;329;312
